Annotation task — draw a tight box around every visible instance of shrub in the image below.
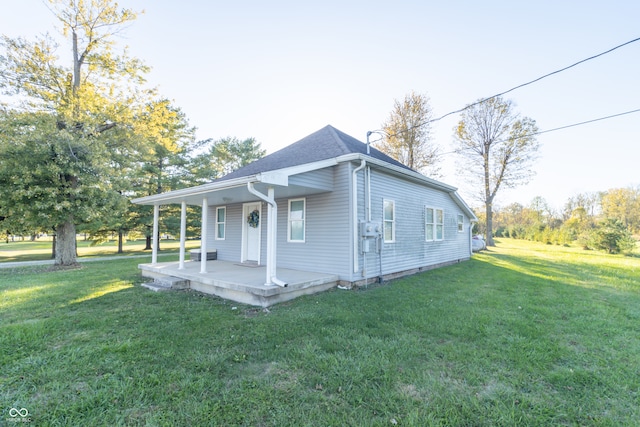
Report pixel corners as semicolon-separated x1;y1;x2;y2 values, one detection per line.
591;218;636;254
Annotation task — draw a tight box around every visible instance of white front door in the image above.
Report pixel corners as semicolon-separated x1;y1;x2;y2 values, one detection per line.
242;202;262;263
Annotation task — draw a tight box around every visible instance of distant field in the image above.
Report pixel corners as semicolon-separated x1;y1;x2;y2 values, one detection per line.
1;239;639;425
0;238;200;262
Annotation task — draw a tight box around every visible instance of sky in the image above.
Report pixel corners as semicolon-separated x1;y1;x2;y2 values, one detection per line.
1;0;639;212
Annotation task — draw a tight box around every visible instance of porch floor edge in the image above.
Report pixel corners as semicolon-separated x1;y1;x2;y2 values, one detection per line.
138;260;338;307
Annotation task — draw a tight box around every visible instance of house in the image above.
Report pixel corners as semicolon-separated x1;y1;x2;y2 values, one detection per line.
132;125;477;306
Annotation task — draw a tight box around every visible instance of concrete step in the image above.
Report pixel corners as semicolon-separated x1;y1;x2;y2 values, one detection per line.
141;282;172;292
141;276;190;292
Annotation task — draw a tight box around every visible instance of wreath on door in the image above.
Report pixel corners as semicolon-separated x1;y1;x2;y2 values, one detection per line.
247;209;260;228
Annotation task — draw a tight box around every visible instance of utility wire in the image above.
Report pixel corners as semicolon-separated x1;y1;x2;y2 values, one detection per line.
452;107;640;155
517;107;640;139
385;36;640;139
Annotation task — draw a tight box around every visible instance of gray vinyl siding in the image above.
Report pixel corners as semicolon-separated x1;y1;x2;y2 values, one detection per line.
276;163;352;276
204;164;352;277
289;167;333;191
205;204;244;262
364;168;471;278
204;162;471;283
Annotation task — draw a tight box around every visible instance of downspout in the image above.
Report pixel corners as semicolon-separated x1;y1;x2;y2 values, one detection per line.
470;219;477;257
352;160;366;273
247;182;288;287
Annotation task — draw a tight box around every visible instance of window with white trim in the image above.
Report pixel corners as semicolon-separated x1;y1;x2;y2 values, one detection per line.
425;207;444;241
288;198;305;242
215;207;226;240
457;214;464;232
383;199;395;243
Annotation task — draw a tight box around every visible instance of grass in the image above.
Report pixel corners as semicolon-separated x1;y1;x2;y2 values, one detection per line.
1;239;639;426
0;238;201;263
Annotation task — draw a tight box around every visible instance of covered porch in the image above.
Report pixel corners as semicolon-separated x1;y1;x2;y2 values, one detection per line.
139;259;339;307
132;160;338;293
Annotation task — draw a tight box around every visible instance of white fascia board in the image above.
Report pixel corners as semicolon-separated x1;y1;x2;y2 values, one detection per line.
257;157;339;184
451;191;478;221
131;176;256;205
256;170;289;186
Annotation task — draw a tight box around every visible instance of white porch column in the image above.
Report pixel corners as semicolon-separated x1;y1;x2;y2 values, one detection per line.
152;204;159;265
200;197;208;274
178;200;187;270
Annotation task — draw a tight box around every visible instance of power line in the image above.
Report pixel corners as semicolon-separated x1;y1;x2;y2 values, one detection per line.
386;36;640;139
521;107;640;138
452;107;640;153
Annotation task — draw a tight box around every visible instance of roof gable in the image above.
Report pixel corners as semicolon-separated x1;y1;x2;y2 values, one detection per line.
216;125;412;182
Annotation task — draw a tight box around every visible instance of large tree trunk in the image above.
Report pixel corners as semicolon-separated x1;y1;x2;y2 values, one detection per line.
144;225;152;250
117;230;123;254
485;202;495;247
55;218;78;266
51;234;56;259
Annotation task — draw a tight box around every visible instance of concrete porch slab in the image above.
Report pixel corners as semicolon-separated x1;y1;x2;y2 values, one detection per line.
138;260;338;307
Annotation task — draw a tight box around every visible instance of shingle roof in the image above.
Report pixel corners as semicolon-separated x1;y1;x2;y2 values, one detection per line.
216;125;413;182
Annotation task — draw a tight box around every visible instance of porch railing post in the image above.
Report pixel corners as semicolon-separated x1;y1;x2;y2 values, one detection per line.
179;200;187;270
200;197;208;274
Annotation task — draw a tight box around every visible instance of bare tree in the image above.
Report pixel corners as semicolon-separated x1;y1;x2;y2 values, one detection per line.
454;97;539;246
375;91;441;177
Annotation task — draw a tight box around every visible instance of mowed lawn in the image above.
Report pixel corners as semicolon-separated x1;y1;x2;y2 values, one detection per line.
1;240;639;426
0;238;200;263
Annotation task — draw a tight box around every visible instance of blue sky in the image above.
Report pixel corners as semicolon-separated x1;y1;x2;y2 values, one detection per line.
2;0;639;211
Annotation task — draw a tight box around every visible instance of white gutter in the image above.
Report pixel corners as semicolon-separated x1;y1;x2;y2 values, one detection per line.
247;182;288;287
352;160;366;273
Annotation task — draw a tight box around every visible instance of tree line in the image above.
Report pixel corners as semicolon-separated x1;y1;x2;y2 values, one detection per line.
475;189;639;254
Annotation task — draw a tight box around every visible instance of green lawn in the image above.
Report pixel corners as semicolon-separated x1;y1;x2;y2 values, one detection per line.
0;238;200;262
1;240;639;426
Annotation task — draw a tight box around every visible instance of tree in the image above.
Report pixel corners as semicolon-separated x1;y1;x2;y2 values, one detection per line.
0;110;126;253
188;137;266;184
600;187;640;234
591;218;636;254
453;97;539;246
0;0;149;265
562;192;600;222
375;91;441;177
131;99;197;250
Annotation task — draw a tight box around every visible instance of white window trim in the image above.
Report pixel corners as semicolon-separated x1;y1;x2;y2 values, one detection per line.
288;198;306;243
215;206;226;240
425;206;444;242
457;214;464;233
383;199;396;243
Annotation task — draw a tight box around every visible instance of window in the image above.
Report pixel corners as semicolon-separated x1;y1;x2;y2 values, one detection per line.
436;209;444;240
425;207;444;241
383;199;395;243
215;207;226;240
288;198;305;242
457;214;464;232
